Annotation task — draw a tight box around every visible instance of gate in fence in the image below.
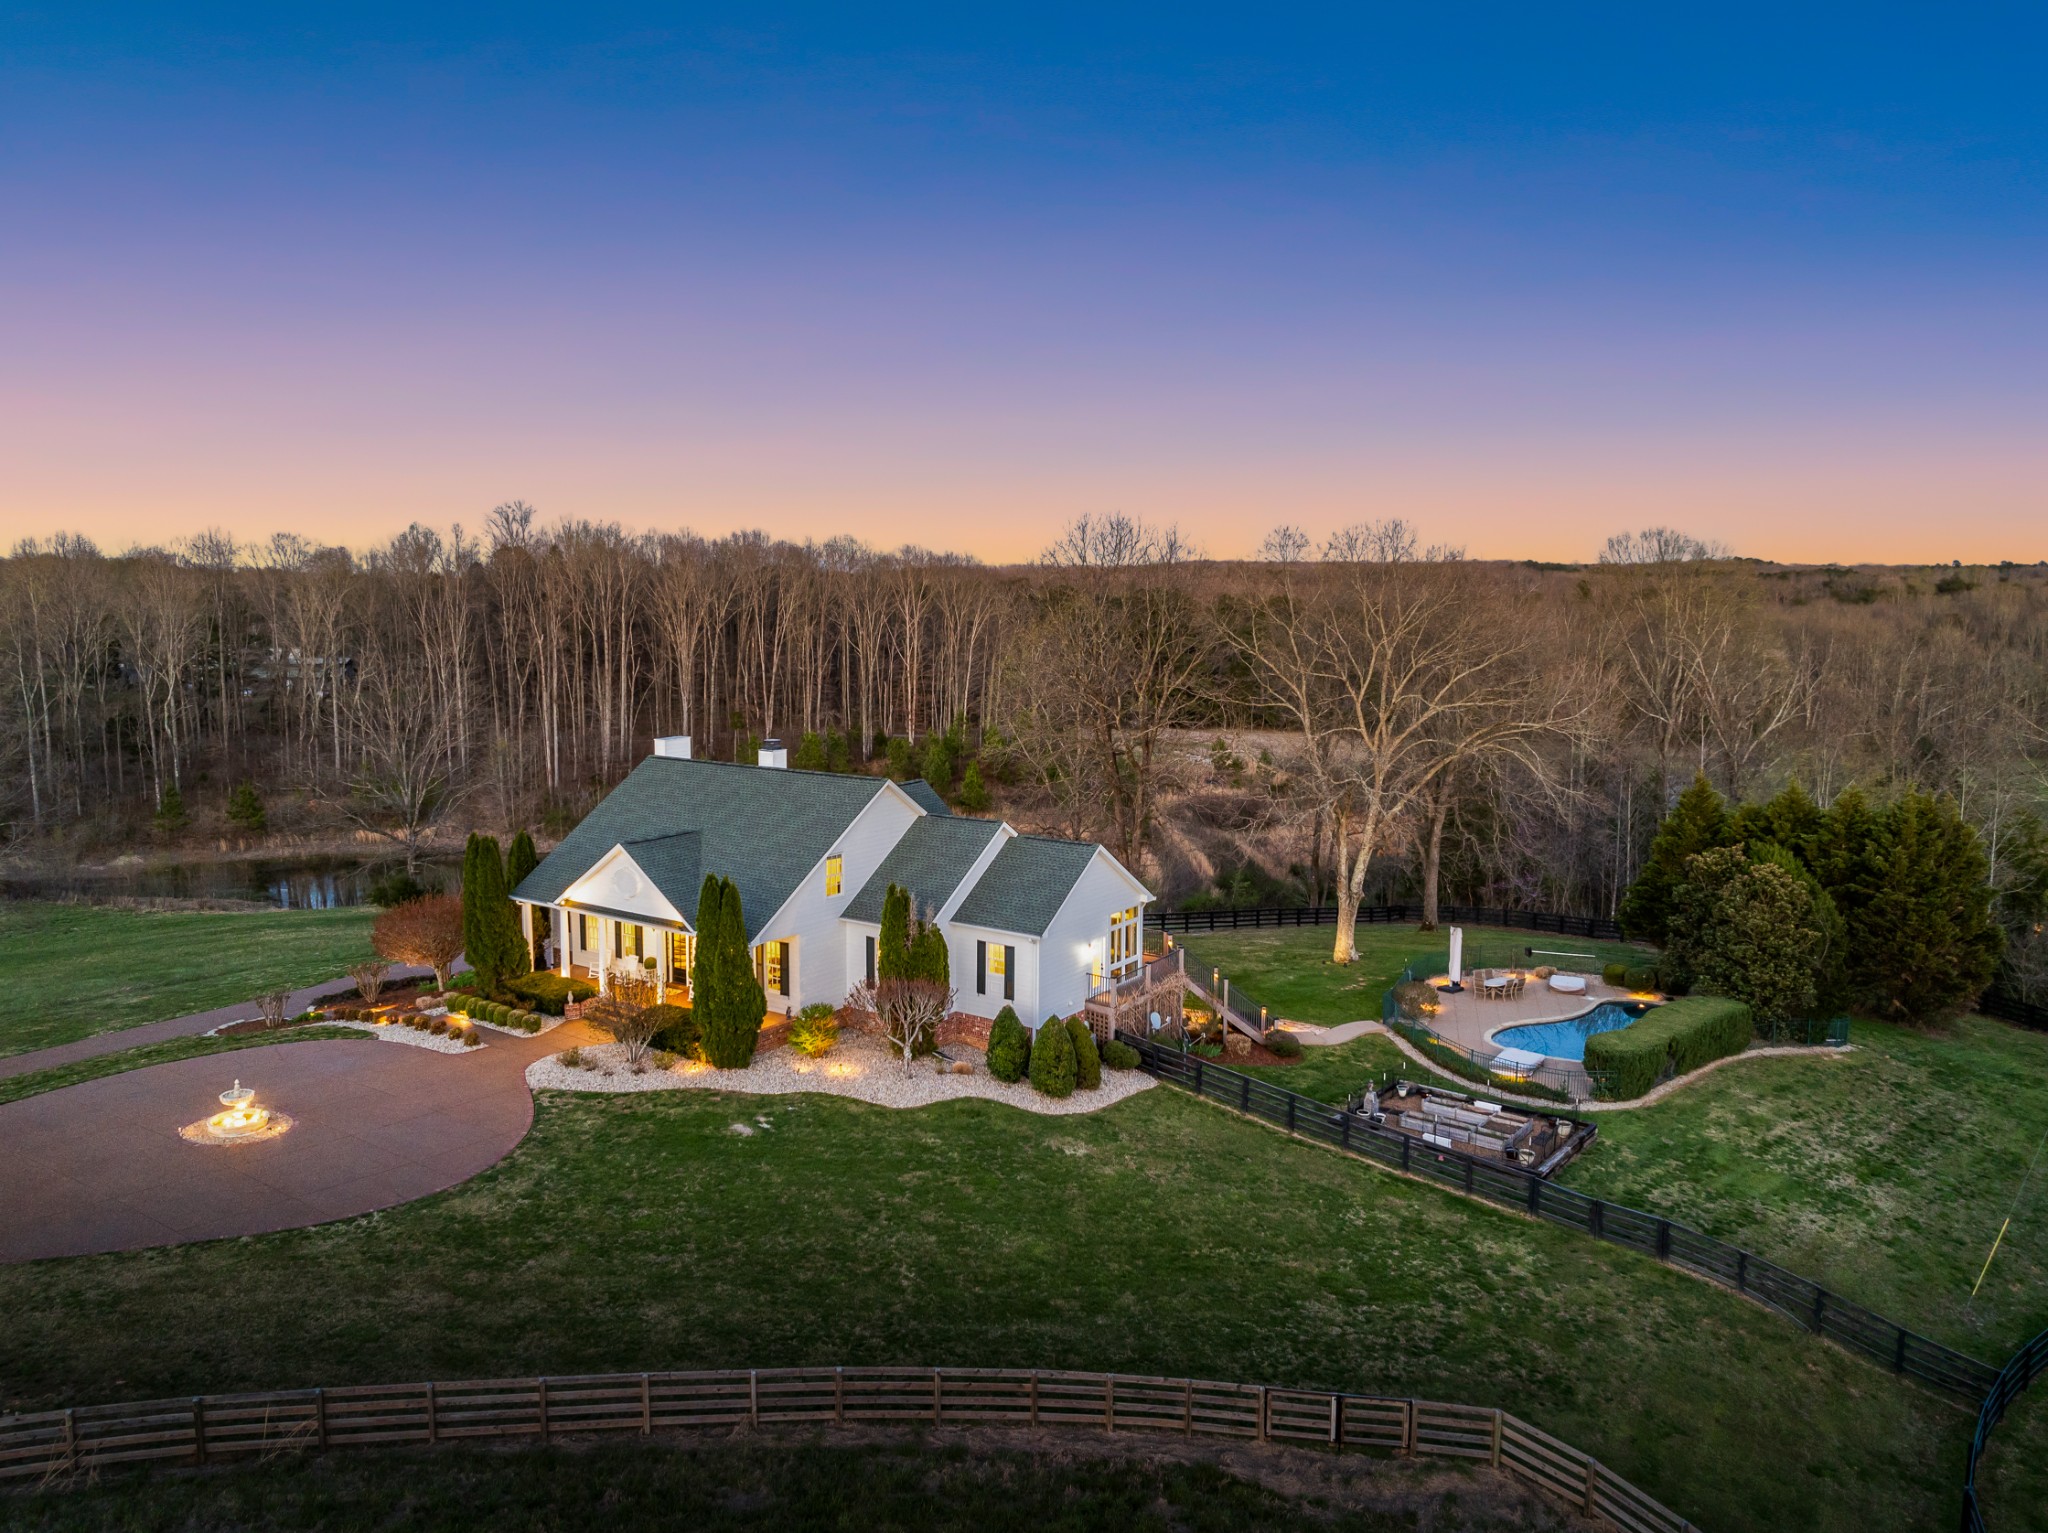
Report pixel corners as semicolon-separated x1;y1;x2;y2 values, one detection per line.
1117;1033;1998;1404
0;1363;1697;1532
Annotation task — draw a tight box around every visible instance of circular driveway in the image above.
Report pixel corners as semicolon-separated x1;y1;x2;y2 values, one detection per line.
0;1023;597;1262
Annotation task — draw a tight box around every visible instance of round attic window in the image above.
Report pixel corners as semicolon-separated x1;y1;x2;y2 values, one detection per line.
610;865;642;899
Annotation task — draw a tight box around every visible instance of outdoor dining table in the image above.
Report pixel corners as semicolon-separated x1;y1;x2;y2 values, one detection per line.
1482;975;1513;996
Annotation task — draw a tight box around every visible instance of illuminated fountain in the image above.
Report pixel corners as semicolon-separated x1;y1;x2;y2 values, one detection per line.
179;1079;293;1147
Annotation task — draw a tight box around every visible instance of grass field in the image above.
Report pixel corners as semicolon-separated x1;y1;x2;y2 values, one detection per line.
0;902;378;1057
0;1027;370;1108
1175;923;1652;1028
0;1433;1572;1533
0;1084;1975;1532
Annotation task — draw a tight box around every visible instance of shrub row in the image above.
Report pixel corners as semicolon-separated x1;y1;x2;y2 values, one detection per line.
1584;995;1752;1099
1601;961;1666;991
454;998;549;1034
506;973;598;1016
982;1005;1133;1094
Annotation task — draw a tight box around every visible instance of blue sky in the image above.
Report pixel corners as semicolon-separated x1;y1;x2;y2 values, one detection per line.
4;5;2043;559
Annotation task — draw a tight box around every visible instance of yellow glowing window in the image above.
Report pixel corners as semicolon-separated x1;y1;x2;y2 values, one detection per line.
825;855;843;897
988;945;1006;976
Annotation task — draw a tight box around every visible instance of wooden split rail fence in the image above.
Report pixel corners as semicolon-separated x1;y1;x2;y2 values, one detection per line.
1121;1034;2000;1403
0;1364;1696;1532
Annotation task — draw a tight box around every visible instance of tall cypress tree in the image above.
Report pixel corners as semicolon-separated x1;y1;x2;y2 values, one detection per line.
696;874;766;1067
462;834;518;992
506;830;541;971
877;883;913;981
1620;773;1730;945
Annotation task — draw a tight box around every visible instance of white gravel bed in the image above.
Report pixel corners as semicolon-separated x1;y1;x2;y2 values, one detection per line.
526;1034;1156;1116
325;1020;479;1055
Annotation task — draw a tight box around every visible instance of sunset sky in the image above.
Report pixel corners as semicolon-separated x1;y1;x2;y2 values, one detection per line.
3;6;2043;564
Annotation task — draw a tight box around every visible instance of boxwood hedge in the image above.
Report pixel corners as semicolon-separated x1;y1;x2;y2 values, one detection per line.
1584;995;1752;1099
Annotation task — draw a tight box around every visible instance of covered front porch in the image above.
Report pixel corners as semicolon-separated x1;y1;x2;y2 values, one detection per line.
532;901;797;1015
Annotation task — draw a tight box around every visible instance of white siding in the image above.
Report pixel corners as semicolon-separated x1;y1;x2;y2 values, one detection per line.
947;924;1039;1022
1036;850;1152;1022
755;784;924;1012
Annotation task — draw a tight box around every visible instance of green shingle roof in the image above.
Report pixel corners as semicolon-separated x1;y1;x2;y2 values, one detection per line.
513;758;885;941
950;835;1105;937
899;779;952;816
843;815;1005;925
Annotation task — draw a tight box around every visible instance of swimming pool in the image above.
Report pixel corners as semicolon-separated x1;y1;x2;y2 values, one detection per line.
1491;1003;1649;1062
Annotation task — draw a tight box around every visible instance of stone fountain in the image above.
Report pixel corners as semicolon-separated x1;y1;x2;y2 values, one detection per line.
179;1079;293;1147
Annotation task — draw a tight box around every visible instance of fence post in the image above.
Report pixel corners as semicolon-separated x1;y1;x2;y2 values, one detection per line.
1491;1408;1503;1467
1401;1137;1412;1172
1590;1201;1605;1239
1030;1371;1040;1427
1583;1457;1598;1515
1341;1113;1352;1151
1285;1094;1296;1134
1527;1177;1541;1215
62;1406;76;1469
1813;1289;1827;1333
426;1381;438;1445
1403;1399;1416;1455
934;1369;943;1425
1330;1394;1341;1446
314;1388;327;1449
1183;1378;1193;1436
1193;1059;1205;1097
1257;1386;1268;1441
1892;1330;1908;1374
1105;1375;1114;1433
1736;1250;1748;1293
1240;1075;1250;1112
750;1369;760;1426
191;1397;206;1465
835;1367;845;1424
538;1377;549;1443
1656;1219;1671;1260
641;1373;652;1433
1464;1159;1475;1194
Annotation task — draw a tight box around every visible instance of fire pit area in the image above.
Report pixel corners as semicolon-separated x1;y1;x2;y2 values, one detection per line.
1346;1078;1593;1178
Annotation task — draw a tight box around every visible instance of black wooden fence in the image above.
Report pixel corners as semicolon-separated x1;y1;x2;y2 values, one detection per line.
1119;1033;1998;1403
1960;1324;2048;1531
1156;902;1625;941
1979;986;2048;1033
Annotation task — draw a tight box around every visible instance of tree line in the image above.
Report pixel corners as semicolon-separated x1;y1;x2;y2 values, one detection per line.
3;511;2044;1003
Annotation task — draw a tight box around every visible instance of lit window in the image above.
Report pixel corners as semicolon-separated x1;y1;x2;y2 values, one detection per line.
825;854;843;896
1108;906;1140;979
988;945;1006;976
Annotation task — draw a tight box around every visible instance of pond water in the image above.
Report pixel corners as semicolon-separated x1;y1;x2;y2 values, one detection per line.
1491;1002;1651;1062
0;856;459;909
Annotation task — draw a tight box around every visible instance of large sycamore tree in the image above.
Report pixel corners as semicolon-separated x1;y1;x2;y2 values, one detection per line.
1226;535;1581;963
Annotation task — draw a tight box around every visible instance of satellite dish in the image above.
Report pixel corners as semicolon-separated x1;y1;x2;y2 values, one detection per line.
1148;1009;1162;1033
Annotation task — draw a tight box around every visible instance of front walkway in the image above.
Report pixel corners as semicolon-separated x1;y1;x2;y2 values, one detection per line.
0;1017;600;1263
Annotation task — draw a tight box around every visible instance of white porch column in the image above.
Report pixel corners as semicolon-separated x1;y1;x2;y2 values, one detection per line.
556;908;570;978
598;918;612;994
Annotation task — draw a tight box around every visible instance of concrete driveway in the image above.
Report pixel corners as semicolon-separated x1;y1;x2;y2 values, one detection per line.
0;1021;599;1263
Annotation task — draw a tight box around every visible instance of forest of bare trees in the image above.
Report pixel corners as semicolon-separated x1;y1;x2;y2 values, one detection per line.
3;511;2045;983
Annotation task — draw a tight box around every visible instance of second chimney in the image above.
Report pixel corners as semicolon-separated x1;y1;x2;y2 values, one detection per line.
653;735;693;760
757;738;788;769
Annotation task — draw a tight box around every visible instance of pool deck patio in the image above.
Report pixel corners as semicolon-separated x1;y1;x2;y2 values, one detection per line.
1424;972;1642;1057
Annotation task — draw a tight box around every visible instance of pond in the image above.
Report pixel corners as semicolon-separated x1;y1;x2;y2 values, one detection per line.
0;855;460;909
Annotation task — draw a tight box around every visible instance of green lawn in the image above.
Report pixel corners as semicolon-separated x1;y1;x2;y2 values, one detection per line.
1175;924;1653;1027
0;1027;370;1108
1560;1015;2048;1358
1;1433;1564;1533
0;1085;1974;1533
0;902;378;1057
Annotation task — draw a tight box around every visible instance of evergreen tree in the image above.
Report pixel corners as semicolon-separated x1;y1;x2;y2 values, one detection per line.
695;874;766;1067
1750;840;1850;1016
1028;1014;1077;1097
154;781;188;835
1730;780;1824;867
825;729;852;773
1993;809;2048;935
1849;791;2002;1022
507;830;541;969
1667;846;1823;1036
957;761;992;813
877;884;913;980
909;919;951;985
792;732;828;771
1619;773;1730;944
885;736;913;780
921;733;955;789
462;834;520;992
226;780;267;833
1065;1016;1102;1090
986;1006;1031;1082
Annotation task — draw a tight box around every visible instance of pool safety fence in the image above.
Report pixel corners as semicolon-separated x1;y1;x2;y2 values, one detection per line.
1118;1032;1998;1405
0;1364;1699;1531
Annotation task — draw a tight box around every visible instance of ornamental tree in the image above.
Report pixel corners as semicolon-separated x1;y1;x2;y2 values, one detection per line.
373;893;465;991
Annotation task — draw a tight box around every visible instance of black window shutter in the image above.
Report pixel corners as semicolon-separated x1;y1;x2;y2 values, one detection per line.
976;940;987;995
865;935;876;985
777;941;790;996
1003;946;1016;1001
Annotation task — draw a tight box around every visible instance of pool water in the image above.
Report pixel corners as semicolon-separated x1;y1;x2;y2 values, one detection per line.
1492;1003;1649;1062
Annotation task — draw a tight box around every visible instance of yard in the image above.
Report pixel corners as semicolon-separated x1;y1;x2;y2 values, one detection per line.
0;902;378;1057
1174;923;1652;1028
0;1083;1978;1533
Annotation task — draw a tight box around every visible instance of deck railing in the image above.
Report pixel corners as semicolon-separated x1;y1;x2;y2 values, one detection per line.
0;1363;1697;1531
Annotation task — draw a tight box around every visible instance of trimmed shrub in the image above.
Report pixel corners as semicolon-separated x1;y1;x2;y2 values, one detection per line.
1101;1040;1140;1071
790;1003;839;1057
1028;1016;1077;1097
559;1048;583;1069
1065;1017;1102;1090
986;1006;1030;1082
1623;965;1662;993
462;1030;482;1047
430;1016;448;1035
650;1049;680;1070
643;1004;697;1057
1264;1029;1303;1059
507;972;597;1016
1602;962;1628;987
1584;996;1753;1100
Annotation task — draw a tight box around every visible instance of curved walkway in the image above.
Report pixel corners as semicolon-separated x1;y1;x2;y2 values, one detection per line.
0;1018;599;1263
